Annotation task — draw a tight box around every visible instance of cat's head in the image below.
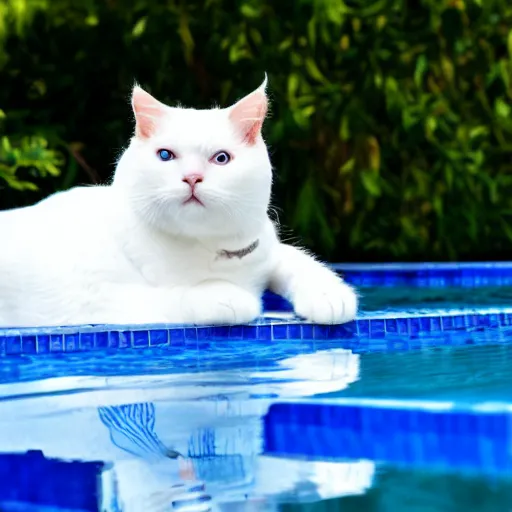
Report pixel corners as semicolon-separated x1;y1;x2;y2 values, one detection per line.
114;78;272;239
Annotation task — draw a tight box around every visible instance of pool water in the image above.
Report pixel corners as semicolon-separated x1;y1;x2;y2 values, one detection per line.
282;468;512;512
2;267;512;511
360;286;512;312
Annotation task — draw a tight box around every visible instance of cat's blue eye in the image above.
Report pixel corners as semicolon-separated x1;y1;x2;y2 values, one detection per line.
157;149;175;161
211;151;232;165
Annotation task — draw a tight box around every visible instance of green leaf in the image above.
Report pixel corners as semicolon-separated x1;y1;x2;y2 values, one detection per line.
361;171;381;196
240;4;260;18
440;55;454;83
469;126;489;139
414;54;428;87
132;16;147;38
495;98;511;118
304;58;326;83
340;158;355;174
360;0;388;17
425;116;437;139
301;105;315;118
178;14;195;63
85;14;98;26
287;73;299;101
367;136;380;172
307;17;316;48
339;116;350;141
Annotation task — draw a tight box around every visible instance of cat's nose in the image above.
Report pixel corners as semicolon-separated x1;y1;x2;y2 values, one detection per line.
182;174;203;188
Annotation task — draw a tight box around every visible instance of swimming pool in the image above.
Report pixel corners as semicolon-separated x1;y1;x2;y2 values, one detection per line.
1;263;512;511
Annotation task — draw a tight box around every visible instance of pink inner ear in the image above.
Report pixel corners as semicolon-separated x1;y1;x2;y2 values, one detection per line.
229;91;268;145
132;86;166;139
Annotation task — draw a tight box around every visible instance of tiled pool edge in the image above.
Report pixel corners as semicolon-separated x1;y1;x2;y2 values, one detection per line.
1;308;512;356
5;259;512;355
263;399;512;475
336;262;512;287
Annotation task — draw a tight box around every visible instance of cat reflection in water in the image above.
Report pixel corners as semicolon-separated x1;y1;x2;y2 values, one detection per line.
0;76;357;327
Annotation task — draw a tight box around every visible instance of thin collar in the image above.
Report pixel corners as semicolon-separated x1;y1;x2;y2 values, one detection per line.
217;239;260;260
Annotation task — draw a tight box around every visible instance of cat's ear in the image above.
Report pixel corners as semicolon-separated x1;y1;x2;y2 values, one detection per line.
229;75;268;145
131;85;167;139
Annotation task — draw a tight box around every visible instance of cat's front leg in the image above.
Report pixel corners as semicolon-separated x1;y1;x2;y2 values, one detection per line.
269;244;358;324
181;280;261;325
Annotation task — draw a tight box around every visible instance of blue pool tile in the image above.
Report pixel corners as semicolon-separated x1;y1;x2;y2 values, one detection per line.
499;312;510;326
256;325;272;341
0;451;109;511
263;402;512;473
95;331;109;348
169;328;185;345
287;324;302;339
184;328;198;342
50;334;64;352
5;336;21;355
313;325;329;340
419;317;431;333
149;329;168;346
431;316;442;331
335;263;512;288
329;323;354;338
357;320;370;336
36;335;50;353
453;315;466;329
21;335;36;354
3;301;512;356
132;330;149;348
64;333;79;351
79;332;95;350
108;331;120;349
117;331;132;349
196;327;211;341
370;319;385;338
229;325;244;340
409;317;421;335
211;326;228;340
300;324;314;340
477;315;491;327
397;318;410;335
488;314;500;327
385;318;398;334
272;324;288;340
442;316;454;329
242;325;257;339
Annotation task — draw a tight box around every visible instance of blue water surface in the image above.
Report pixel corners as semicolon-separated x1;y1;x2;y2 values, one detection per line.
1;264;512;511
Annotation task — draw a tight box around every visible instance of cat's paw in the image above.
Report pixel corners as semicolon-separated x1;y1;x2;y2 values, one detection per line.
182;282;261;325
292;280;357;324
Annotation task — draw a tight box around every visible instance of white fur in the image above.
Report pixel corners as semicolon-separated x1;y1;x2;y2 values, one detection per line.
0;81;357;327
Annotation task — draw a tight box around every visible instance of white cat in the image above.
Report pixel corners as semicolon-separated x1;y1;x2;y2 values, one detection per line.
0;78;357;327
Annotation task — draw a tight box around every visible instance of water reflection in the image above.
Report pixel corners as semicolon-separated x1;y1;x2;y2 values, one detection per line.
0;348;375;510
2;330;511;510
96;401;375;510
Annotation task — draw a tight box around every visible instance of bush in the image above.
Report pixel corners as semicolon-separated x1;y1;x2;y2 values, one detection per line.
1;0;512;261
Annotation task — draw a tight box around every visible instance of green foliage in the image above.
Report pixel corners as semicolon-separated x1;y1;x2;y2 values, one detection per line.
1;0;512;261
0;133;62;191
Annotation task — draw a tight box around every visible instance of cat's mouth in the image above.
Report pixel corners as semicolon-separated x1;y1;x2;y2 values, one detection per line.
183;194;205;206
